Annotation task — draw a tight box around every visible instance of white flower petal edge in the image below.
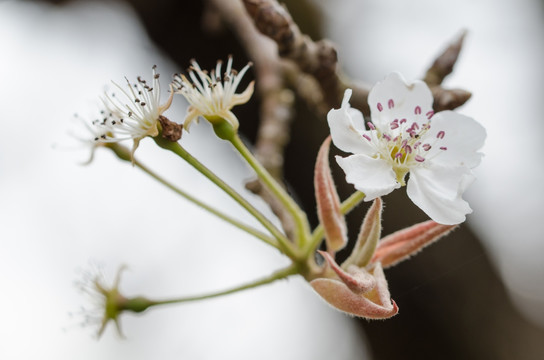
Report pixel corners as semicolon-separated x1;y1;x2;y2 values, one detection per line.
408;166;474;225
327;89;374;155
336;154;400;200
424;111;486;168
327;73;486;225
367;72;433;132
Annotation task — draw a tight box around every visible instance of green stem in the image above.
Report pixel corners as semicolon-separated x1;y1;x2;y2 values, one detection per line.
229;135;311;247
108;144;278;248
153;137;298;259
147;265;298;307
305;191;366;255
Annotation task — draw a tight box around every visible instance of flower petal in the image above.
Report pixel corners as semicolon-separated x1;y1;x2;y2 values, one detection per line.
183;107;201;131
424;111;486;168
328;89;374;155
230;80;255;108
407;165;474;225
336;154;400;200
372;220;456;268
315;137;348;253
310;277;398;319
368;72;433;131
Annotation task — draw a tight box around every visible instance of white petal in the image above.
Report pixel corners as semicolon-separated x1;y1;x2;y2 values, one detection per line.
327;89;374;155
424;111;486;168
348;107;366;131
368;72;433;130
336;154;400;200
407;165;475;225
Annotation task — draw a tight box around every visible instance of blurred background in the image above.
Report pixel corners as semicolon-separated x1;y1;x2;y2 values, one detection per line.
0;0;543;359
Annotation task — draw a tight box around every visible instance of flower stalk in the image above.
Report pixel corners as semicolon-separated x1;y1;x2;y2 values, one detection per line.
152;136;298;259
229;134;312;248
146;265;298;308
107;143;278;248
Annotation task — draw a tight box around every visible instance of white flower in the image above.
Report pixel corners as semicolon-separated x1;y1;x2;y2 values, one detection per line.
172;56;254;131
70;113;110;164
93;65;174;155
74;264;125;338
328;73;486;225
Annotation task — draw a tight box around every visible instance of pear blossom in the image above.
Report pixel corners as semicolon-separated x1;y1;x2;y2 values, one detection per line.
311;143;457;318
70;113;110;164
75;265;126;338
327;73;486;225
75;265;153;338
92;65;174;156
172;56;254;131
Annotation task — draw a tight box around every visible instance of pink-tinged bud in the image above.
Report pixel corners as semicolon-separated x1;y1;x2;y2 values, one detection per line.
314;136;347;253
342;198;383;268
319;251;376;294
310;262;398;319
372;221;457;268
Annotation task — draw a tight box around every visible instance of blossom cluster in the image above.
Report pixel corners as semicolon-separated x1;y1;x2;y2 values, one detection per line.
80;57;254;159
75;60;486;334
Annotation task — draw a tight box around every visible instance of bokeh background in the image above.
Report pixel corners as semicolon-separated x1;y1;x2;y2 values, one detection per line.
1;0;543;359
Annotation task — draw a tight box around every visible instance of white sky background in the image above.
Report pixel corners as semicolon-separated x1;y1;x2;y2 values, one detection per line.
1;0;544;359
314;0;544;325
0;1;369;359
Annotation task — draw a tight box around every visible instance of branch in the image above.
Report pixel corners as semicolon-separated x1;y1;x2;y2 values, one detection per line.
242;0;471;114
242;0;343;108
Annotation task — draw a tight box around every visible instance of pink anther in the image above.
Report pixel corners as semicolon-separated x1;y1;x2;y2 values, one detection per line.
377;103;383;112
363;134;371;141
388;99;395;109
422;144;431;151
415;155;425;162
436;131;445;139
414;106;422;115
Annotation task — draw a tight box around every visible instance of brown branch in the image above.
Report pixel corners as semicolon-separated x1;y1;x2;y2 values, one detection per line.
242;0;471;114
242;0;343;108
